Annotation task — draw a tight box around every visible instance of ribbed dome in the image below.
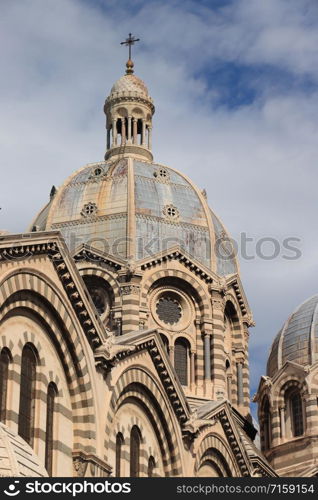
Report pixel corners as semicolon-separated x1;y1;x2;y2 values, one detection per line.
30;158;238;276
0;422;48;477
110;74;149;97
267;295;318;377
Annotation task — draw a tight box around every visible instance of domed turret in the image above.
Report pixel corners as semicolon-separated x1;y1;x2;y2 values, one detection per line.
104;51;154;162
256;294;318;477
267;294;318;377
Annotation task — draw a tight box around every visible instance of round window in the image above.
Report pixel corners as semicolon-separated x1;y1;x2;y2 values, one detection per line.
156;295;182;325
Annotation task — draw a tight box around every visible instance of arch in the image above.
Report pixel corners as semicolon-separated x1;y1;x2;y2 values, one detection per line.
45;382;58;476
197;448;232;477
259;395;271;451
0;348;12;423
18;343;38;446
284;386;304;438
174;337;190;386
115;432;124;477
0;270;98;454
130;425;142;477
195;433;239;477
141;270;211;318
105;367;183;476
78;266;121;308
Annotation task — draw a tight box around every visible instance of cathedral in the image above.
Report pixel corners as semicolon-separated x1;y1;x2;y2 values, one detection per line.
0;39;314;478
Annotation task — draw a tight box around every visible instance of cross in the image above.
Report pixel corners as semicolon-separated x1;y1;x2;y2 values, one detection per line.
120;33;140;60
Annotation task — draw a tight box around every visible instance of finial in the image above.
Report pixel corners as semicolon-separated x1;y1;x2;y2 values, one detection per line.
120;33;140;74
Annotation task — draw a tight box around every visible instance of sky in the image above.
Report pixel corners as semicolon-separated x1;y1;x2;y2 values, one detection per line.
0;0;317;418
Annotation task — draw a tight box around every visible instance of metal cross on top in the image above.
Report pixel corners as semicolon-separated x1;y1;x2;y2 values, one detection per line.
120;33;140;60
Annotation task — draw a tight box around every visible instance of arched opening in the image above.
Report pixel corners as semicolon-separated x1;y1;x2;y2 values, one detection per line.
130;425;141;477
115;432;124;477
174;338;189;386
0;348;11;423
45;382;58;476
284;387;304;438
261;395;271;451
197;448;232;477
18;344;38;446
148;456;156;477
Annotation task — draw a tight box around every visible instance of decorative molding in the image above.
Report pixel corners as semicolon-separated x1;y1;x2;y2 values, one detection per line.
120;284;140;296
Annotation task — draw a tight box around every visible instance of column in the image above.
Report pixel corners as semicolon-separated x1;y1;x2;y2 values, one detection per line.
280;406;285;439
127;116;132;143
112;119;117;146
190;351;195;389
141;119;146;146
204;334;211;380
237;361;244;406
148;126;152;150
169;345;174;365
107;128;110;150
121;118;126;145
133;118;137;144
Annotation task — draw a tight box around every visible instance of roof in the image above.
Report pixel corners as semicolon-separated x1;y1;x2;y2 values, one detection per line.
0;423;48;477
30;158;238;276
267;294;318;377
110;73;149;97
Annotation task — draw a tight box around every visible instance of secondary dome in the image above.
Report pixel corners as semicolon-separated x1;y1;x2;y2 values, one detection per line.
110;73;149;97
29;158;238;276
0;422;48;477
267;294;318;377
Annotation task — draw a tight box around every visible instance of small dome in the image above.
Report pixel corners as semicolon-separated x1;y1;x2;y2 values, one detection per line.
0;422;48;477
110;74;149;97
267;295;318;377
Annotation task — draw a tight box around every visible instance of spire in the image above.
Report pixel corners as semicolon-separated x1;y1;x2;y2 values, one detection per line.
103;35;155;162
120;33;140;74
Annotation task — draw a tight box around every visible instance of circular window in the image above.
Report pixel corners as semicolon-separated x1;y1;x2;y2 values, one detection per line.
150;287;193;332
94;167;102;176
81;202;98;217
156;295;182;325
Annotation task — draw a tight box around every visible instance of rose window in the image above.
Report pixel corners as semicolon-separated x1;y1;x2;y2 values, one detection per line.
156;295;182;325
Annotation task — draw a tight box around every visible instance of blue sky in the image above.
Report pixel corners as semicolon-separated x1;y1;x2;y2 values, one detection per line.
0;0;318;420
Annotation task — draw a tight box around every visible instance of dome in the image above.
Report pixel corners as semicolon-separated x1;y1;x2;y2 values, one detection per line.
110;74;149;97
267;295;318;377
30;158;238;276
0;422;48;477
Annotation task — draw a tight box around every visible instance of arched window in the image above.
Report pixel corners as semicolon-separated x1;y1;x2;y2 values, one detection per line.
130;426;141;477
18;344;37;446
174;338;189;386
285;387;304;438
261;396;271;451
45;382;58;476
290;391;304;437
115;432;124;477
148;456;156;477
0;348;11;423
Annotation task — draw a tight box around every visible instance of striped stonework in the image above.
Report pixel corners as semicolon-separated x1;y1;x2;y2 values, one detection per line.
211;291;226;400
0;270;97;456
104;367;184;476
194;433;239;477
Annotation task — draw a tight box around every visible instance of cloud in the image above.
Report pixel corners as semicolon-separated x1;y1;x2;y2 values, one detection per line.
0;0;317;399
